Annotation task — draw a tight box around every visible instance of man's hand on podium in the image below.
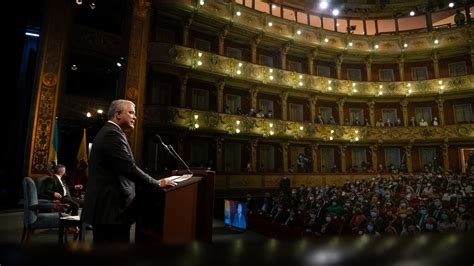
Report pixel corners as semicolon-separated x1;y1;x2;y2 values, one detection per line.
158;177;177;188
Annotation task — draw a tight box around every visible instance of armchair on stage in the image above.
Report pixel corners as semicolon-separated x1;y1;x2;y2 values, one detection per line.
135;169;215;244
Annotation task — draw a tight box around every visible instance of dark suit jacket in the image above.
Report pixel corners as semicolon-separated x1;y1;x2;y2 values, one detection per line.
82;122;159;225
38;175;69;200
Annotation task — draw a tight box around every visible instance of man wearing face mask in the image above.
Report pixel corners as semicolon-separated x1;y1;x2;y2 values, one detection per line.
364;222;380;236
326;200;343;215
437;212;456;233
430;199;443;219
421;217;437;233
306;194;317;210
416;206;428;229
350;208;367;234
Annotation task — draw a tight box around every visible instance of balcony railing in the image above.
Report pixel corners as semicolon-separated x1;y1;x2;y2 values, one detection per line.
143;106;474;142
161;0;473;54
148;43;474;97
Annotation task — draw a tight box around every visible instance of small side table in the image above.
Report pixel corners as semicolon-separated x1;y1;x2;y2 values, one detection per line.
58;216;82;243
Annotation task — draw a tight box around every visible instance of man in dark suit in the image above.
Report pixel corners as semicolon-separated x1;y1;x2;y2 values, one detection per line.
82;99;177;243
38;164;84;216
232;203;246;229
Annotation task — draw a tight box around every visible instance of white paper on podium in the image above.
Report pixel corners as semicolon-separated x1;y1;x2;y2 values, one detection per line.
167;174;193;183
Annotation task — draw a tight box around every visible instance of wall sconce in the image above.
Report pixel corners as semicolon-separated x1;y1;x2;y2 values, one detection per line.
191;51;203;69
226;119;241;135
262;121;276;137
292;124;305;140
189;114;200;130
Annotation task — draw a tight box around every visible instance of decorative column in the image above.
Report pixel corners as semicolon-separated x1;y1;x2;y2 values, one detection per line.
281;142;289;173
432;51;440;79
442;142;450;172
280;43;290;70
367;100;375;126
250;139;258;172
218;24;230;56
216;79;226;113
400;99;409;126
250;34;262;64
307;49;317;75
280;90;289;120
405;145;413;173
471;51;474;72
426;11;433;31
398;55;405;81
466;5;472;24
183;14;194;47
249;87;259;111
370;145;378;172
216;138;224;172
470;44;474;76
336;54;343;80
309;96;318;123
179;74;188;108
124;0;153;164
337;98;345;125
365;56;372;81
436;98;445;126
311;143;319;173
340;145;347;173
28;0;73;176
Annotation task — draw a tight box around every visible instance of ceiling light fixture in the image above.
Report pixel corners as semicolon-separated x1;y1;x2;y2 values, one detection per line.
319;1;328;10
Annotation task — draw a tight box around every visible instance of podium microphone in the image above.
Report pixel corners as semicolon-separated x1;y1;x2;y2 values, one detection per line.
155;134;177;159
155;134;192;175
168;145;193;175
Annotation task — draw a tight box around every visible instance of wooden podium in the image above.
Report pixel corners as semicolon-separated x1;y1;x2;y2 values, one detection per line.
135;169;215;244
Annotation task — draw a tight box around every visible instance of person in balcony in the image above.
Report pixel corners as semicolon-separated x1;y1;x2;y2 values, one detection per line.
256;109;265;118
297;153;310;173
364;118;370;126
432;117;439;126
344;118;351;126
385;118;393;127
353;118;361;126
455;10;466;26
410;116;416;127
248;108;256;117
267;110;273;118
235;107;242;115
419;118;428;126
224;105;231;114
395;118;403;126
376;118;384;127
328;116;336;125
316;113;324;124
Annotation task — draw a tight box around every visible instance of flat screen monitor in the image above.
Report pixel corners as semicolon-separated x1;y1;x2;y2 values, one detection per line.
224;199;247;230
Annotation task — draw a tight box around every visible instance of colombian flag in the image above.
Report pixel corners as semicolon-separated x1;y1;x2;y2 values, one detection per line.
48;118;59;165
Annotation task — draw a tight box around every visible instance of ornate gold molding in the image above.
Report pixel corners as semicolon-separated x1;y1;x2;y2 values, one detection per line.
144;106;474;143
151;44;474;97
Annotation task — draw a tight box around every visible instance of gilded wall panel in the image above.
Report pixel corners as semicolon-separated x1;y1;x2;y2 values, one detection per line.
228;175;262;188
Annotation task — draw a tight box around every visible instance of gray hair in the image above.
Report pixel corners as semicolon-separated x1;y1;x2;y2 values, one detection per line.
54;164;66;174
107;99;135;119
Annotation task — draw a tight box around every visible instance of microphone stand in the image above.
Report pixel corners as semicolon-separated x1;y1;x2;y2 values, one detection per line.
156;134;193;175
168;145;193;175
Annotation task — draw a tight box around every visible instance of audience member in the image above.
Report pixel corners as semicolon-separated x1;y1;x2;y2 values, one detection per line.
454;10;466;26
